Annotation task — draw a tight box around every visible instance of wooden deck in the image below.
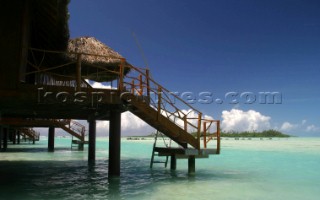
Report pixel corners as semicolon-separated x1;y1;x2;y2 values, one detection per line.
154;147;219;159
0;85;124;120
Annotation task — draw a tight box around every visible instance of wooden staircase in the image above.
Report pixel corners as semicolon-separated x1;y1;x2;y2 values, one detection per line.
120;64;221;152
53;119;86;141
19;128;40;142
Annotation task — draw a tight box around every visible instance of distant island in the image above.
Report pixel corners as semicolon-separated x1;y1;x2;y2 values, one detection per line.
220;129;291;138
130;129;291;139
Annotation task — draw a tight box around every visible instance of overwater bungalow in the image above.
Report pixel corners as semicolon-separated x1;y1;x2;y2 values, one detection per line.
0;0;220;175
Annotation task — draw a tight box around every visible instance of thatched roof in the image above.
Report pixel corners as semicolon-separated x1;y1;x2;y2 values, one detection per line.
27;1;131;83
68;37;123;63
65;37;131;82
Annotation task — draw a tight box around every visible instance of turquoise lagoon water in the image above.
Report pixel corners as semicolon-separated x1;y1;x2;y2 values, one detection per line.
0;137;320;200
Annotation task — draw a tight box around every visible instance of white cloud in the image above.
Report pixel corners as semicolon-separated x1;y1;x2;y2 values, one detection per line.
280;122;296;131
85;80;114;89
96;111;153;136
306;125;320;132
221;109;271;132
279;120;316;133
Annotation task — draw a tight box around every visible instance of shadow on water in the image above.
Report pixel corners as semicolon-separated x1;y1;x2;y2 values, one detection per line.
0;157;246;200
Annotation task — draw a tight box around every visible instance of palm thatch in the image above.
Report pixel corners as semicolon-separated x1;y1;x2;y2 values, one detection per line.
66;37;131;82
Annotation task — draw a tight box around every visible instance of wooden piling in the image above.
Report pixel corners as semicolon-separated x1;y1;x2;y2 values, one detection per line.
48;126;55;152
17;130;20;144
0;126;2;150
109;110;121;176
170;155;177;170
3;127;8;151
12;130;16;144
88;116;96;163
188;156;196;174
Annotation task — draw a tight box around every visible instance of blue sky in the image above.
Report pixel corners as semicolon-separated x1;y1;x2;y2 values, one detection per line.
68;0;320;136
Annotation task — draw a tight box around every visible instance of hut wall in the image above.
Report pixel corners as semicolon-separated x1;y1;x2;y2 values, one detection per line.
0;0;29;89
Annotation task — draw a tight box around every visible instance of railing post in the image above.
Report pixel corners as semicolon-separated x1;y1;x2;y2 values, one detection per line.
146;69;151;100
217;121;220;154
184;116;187;132
157;86;162;120
131;80;135;94
197;113;202;150
76;54;82;91
118;58;125;92
139;74;143;96
203;122;207;149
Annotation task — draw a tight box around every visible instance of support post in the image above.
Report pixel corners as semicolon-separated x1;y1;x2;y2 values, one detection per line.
12;130;16;145
217;121;221;154
0;126;2;150
48;126;55;152
188;156;196;174
170;154;177;170
8;130;13;142
203;122;207;148
88;116;96;163
3;128;8;151
109;110;121;176
17;131;20;144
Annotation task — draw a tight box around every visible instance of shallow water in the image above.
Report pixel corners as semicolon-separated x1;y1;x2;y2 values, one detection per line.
0;137;319;200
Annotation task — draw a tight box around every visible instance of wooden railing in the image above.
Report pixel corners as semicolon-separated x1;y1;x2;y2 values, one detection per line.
202;120;220;153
